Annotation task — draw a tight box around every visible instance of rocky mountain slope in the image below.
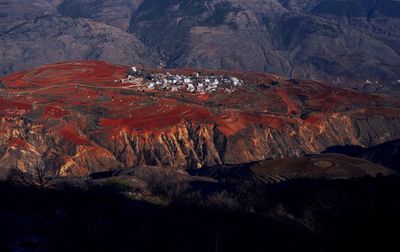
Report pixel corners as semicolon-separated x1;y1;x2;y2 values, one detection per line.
58;0;143;31
0;15;161;75
1;61;400;177
0;0;160;76
1;0;399;83
285;0;400;39
131;0;400;82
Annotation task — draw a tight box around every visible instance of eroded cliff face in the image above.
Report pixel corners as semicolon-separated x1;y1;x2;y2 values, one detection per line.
1;61;400;177
85;110;400;169
1;109;400;177
0;117;122;178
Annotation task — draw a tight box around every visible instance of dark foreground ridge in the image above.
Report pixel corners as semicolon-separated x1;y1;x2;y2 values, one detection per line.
1;174;400;252
324;139;400;171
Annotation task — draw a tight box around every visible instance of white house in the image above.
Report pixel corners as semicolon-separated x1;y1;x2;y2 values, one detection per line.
187;83;195;92
231;77;241;86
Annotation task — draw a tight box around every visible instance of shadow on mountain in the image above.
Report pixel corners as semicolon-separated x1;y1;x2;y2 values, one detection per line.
324;139;400;171
1;174;400;252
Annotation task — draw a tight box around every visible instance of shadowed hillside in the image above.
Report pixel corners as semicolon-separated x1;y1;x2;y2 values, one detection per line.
1;173;400;251
324;139;400;171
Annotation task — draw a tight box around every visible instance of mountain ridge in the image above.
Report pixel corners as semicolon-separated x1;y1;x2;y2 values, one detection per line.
1;0;399;84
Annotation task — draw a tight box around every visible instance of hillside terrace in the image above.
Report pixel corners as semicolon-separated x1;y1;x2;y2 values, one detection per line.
120;66;244;94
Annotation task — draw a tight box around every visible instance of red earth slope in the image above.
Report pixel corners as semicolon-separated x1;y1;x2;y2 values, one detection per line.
1;61;400;176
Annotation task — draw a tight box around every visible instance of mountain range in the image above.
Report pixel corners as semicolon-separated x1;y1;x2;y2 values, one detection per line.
1;0;400;83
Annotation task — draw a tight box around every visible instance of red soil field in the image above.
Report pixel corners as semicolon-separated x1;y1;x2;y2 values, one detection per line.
100;101;213;130
2;61;128;88
7;137;29;150
43;105;70;119
1;60;400;144
0;98;32;116
59;126;91;146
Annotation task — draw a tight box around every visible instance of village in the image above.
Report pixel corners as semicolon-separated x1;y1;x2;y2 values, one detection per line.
120;66;244;94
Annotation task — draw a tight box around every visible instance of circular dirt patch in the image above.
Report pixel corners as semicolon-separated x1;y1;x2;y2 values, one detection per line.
311;160;335;169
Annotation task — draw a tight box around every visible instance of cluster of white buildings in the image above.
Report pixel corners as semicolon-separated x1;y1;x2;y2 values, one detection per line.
365;80;380;84
121;66;243;94
365;79;400;85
